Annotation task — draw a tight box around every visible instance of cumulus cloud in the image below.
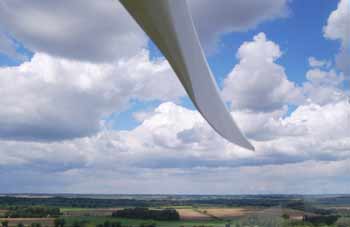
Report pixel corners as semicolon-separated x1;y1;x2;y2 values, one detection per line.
0;2;349;193
324;0;350;47
0;0;289;61
3;98;350;170
302;67;346;105
0;51;184;141
308;57;330;68
335;49;350;77
306;68;344;86
0;98;349;193
222;33;302;112
0;0;147;62
2;159;350;194
189;0;289;52
324;0;350;76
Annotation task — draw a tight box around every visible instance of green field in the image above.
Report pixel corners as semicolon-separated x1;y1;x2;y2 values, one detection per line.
60;208;99;212
64;216;228;227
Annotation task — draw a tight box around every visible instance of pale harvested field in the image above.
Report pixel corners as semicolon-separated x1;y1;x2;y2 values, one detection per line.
0;218;55;227
176;209;212;220
198;208;256;219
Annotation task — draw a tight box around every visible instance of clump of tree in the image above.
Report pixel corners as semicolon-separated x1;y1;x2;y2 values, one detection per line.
96;220;122;227
139;222;156;227
72;220;89;227
112;208;180;221
284;200;334;216
282;213;290;220
336;217;350;227
30;223;42;227
304;214;340;226
1;221;9;227
54;218;66;227
6;206;60;218
191;226;213;227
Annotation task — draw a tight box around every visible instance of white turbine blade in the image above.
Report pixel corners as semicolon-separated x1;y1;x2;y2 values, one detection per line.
120;0;254;150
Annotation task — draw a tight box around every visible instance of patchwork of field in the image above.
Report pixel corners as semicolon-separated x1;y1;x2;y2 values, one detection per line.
61;207;261;220
0;207;324;226
0;218;54;227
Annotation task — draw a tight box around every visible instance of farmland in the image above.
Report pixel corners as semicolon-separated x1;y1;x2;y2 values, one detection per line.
0;195;350;227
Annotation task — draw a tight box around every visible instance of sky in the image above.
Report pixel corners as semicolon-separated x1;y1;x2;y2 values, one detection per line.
0;0;349;194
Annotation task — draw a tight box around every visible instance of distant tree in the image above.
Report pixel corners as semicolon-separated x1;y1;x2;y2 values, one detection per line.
1;221;9;227
17;223;24;227
112;208;179;221
139;223;156;227
103;220;111;227
54;218;66;227
282;213;290;220
31;223;42;227
72;221;81;227
6;206;60;218
335;217;350;227
110;222;121;227
304;215;340;226
336;218;350;227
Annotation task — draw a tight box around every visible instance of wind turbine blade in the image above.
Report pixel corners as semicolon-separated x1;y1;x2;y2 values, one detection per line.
120;0;254;150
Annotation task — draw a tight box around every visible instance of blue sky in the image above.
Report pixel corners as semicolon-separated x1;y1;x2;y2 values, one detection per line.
0;0;349;194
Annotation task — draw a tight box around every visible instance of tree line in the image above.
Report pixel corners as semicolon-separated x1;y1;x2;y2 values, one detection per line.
1;195;338;209
112;208;180;221
5;206;60;218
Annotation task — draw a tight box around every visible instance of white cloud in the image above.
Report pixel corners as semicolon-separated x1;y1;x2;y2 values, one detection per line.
3;159;350;194
0;28;348;188
335;49;350;77
324;0;350;47
232;107;306;141
0;99;349;193
0;51;184;141
306;68;344;86
308;57;330;68
0;0;147;62
3;98;350;170
189;0;289;52
302;68;346;105
222;33;302;112
324;0;350;77
0;0;289;61
0;11;349;194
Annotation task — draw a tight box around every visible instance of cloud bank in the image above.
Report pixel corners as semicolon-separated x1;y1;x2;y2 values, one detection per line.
0;0;349;194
